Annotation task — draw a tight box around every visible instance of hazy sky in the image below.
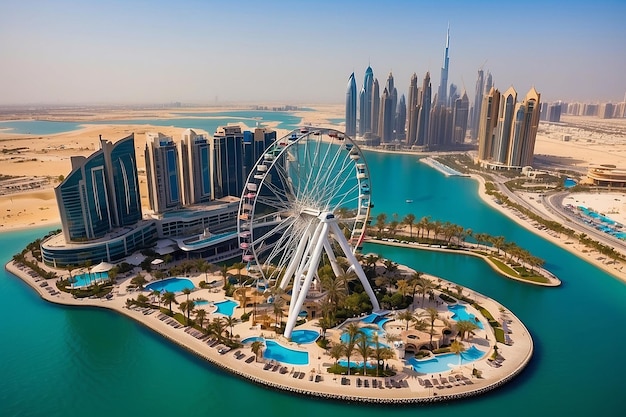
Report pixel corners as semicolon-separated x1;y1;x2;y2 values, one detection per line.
1;0;624;105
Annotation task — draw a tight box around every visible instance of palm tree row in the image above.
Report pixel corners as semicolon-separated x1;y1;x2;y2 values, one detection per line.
373;212;546;272
328;323;395;377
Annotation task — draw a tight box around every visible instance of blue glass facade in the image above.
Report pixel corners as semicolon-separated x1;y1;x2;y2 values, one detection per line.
41;222;158;267
213;128;244;198
108;136;142;225
56;152;112;241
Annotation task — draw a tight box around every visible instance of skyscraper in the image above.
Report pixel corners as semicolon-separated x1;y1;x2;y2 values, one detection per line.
511;87;541;167
213;125;244;198
179;129;212;206
359;66;374;135
470;69;485;141
493;86;517;164
477;87;500;161
345;72;357;137
452;91;470;143
371;78;380;135
145;132;182;214
477;87;541;168
406;73;419;146
55;134;141;242
437;25;450;106
395;94;406;141
416;71;431;146
378;87;394;142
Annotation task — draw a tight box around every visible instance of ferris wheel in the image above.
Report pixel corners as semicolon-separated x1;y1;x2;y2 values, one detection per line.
237;128;380;339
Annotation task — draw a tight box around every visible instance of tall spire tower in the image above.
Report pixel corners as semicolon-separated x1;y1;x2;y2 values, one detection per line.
345;72;357;137
437;24;450;106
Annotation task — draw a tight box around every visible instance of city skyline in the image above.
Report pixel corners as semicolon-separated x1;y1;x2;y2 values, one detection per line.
1;0;625;105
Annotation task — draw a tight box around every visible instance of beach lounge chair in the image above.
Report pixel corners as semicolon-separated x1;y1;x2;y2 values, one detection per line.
372;379;378;388
298;372;304;379
263;363;272;370
245;355;255;363
423;379;433;388
315;375;322;383
357;378;362;387
364;379;369;388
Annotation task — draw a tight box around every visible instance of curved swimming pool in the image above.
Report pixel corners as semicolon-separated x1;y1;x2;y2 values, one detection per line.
214;300;238;316
448;304;484;329
407;345;485;374
241;337;309;365
290;329;319;344
144;277;194;293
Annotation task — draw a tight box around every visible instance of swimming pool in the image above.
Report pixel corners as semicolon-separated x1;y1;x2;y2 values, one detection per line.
564;178;577;188
339;325;388;347
448;304;484;329
264;340;308;365
338;359;376;369
144;277;194;293
407;345;486;374
241;337;309;365
194;300;209;306
290;329;319;344
214;300;237;316
70;271;109;288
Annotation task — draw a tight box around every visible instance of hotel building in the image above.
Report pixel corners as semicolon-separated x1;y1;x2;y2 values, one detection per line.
42;127;276;268
477;87;541;169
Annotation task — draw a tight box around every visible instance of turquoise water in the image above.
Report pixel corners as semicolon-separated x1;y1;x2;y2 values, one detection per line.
0;120;86;135
214;299;237;316
290;329;320;344
71;271;109;287
241;337;310;365
1;120;625;415
0;111;301;136
564;178;577;188
448;304;484;329
264;340;309;365
408;346;486;374
338;359;376;369
144;277;194;293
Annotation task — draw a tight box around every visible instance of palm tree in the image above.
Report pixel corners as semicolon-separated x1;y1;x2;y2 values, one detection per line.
182;287;192;304
273;299;285;331
423;307;440;349
416;276;435;307
225;316;237;340
402;213;416;238
450;339;466;365
208;317;227;341
342;323;363;375
150;289;162;307
329;343;346;367
371;333;394;377
397;310;414;331
131;273;147;290
375;213;387;234
455;319;479;341
251;340;264;362
196;309;207;329
185;300;195;325
161;291;177;315
356;333;373;375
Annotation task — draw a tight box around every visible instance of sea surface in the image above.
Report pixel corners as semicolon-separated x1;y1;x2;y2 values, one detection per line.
0;111;302;137
1;118;624;416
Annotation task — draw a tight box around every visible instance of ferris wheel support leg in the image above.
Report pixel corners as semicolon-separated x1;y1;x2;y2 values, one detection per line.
284;222;329;339
278;223;313;291
328;220;381;312
323;239;344;277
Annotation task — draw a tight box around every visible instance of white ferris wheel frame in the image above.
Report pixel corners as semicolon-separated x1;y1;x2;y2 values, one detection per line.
237;128;380;339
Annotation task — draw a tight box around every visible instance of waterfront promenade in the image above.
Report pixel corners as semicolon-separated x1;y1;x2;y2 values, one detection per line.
6;258;533;404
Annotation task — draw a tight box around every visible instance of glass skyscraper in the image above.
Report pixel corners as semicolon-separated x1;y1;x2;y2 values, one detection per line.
54;134;142;242
213;126;244;198
145;132;182;213
345;72;357;137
